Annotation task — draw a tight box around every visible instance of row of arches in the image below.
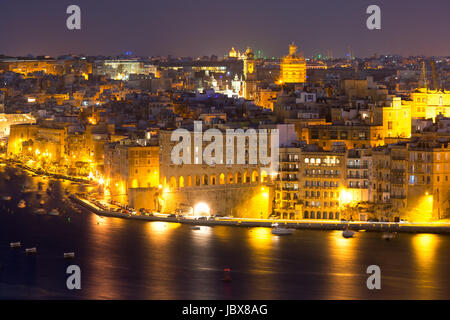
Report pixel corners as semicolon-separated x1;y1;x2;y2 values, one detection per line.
164;170;271;189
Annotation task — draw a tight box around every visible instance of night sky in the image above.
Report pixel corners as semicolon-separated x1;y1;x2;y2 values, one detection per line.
1;0;449;58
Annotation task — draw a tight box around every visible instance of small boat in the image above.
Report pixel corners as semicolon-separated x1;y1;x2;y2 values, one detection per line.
382;232;397;241
271;223;295;235
64;252;75;259
2;195;11;201
191;226;201;230
10;242;21;248
48;209;60;216
17;199;26;208
25;248;37;255
342;228;355;238
34;208;46;214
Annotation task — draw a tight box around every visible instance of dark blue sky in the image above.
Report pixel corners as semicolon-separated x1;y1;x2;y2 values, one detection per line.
1;0;449;58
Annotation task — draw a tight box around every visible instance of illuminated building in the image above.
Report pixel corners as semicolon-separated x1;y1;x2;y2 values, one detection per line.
243;48;257;100
104;140;160;195
408;88;450;120
279;43;306;84
228;47;244;59
346;149;371;203
254;88;279;111
273;147;301;219
94;59;145;80
299;143;347;220
156;128;278;217
0;59;63;76
0;113;36;139
377;96;411;138
0;59;92;78
407;137;450;220
371;146;393;204
308;124;385;150
7;123;67;163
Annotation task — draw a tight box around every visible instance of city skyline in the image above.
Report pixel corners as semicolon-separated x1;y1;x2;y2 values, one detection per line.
1;0;450;58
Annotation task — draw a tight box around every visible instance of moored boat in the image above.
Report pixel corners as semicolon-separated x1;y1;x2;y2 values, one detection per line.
271;223;295;235
64;252;75;259
25;247;37;255
342;226;355;238
48;208;60;216
382;232;397;240
10;242;21;248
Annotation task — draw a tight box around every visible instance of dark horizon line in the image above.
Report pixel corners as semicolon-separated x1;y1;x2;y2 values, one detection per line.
1;52;449;60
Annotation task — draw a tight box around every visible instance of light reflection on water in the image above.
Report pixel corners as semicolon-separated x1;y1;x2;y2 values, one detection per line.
411;234;441;299
0;166;450;299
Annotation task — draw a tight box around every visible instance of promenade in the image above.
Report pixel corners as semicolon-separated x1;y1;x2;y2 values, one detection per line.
69;194;450;234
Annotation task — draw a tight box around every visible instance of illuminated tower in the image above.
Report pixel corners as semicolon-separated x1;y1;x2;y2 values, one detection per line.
279;42;306;84
243;47;257;100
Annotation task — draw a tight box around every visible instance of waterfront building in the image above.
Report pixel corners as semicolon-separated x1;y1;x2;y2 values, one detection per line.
104;139;160;204
298;143;347;220
346;148;371;203
407;137;450;220
7;123;67;164
156;126;282;217
273;147;301;219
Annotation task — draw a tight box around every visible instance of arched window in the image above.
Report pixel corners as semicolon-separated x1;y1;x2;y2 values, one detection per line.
304;211;309;219
235;172;242;184
243;171;250;183
179;176;184;188
210;175;217;185
260;170;268;183
187;176;192;187
202;174;208;185
169;176;177;189
227;173;234;184
195;176;200;186
251;170;259;183
219;173;225;185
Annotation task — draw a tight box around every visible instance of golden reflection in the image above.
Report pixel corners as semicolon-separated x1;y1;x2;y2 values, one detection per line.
247;227;275;251
213;226;231;241
325;230;360;299
85;212;119;299
246;227;278;299
412;233;440;299
144;221;181;299
148;221;181;233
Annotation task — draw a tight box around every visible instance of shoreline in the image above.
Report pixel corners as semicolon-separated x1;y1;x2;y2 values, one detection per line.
69;194;450;235
3;157;450;235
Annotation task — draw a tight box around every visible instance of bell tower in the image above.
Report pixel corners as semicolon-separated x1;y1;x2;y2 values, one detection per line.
243;47;257;100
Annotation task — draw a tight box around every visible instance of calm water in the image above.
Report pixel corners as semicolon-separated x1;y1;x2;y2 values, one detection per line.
0;164;449;299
